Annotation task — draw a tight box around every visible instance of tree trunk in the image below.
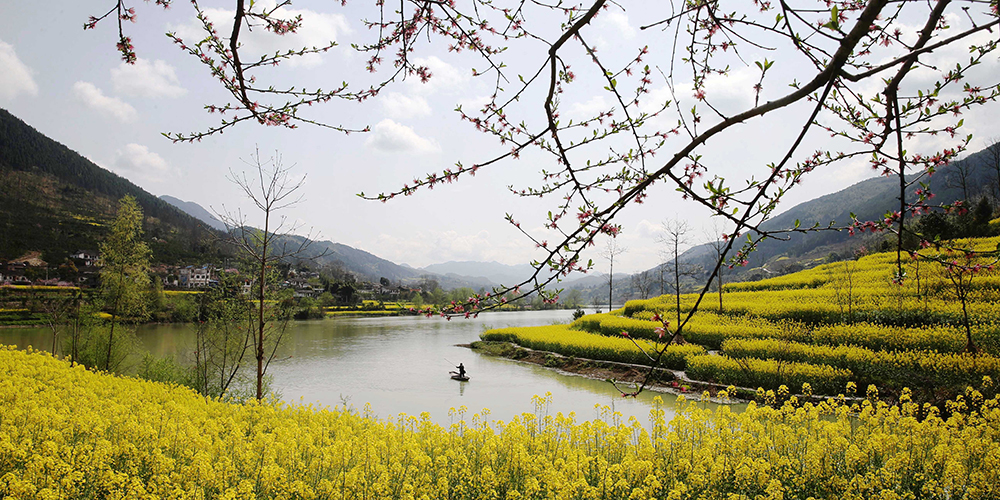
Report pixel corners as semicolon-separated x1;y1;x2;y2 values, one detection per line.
607;256;613;312
256;212;270;401
674;239;681;328
717;269;723;313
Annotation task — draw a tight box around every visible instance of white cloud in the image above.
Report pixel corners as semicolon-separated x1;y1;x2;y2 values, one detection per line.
169;2;350;69
602;11;637;39
0;40;38;101
634;219;664;238
408;56;468;94
111;58;187;98
112;143;172;183
569;95;611;119
72;81;137;122
380;92;432;119
641;64;760;122
457;95;491;114
365;119;440;153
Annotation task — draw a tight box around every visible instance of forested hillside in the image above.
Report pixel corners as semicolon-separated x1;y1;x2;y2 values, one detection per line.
0;108;224;263
671;142;1000;280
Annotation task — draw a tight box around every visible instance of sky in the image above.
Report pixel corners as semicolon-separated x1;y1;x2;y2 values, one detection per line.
1;1;998;275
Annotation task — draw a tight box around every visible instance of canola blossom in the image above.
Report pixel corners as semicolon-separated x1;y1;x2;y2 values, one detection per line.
684;354;854;395
4;347;1000;499
482;325;704;369
620;238;1000;327
526;239;1000;396
722;338;1000;392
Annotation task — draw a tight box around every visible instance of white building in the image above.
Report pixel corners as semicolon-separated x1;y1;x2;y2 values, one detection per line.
70;250;99;267
179;266;214;288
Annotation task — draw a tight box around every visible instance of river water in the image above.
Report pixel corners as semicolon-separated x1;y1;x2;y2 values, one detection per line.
2;310;718;424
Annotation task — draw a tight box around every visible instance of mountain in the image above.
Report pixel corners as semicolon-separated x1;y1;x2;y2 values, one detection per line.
421;261;537;287
0;108;223;264
153;194;525;289
655;143;1000;282
421;260;597;288
159;195;228;232
266;234;491;289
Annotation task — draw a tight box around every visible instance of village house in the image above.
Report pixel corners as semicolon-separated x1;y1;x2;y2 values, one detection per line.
70;250;99;267
179;265;215;288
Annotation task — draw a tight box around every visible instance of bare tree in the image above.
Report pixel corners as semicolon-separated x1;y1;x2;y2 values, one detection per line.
657;263;668;298
945;158;975;202
631;271;653;300
831;260;857;322
658;218;697;334
217;148;322;400
936;246;999;354
600;238;627;311
703;220;730;313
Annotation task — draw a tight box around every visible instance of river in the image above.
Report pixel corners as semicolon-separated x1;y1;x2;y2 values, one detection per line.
2;310;720;424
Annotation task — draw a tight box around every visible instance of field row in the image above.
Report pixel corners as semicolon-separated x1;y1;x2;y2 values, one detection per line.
572;311;991;354
481;325;703;369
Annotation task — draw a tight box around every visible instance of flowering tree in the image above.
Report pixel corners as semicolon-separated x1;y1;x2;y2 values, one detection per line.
86;0;384;141
87;0;1000;392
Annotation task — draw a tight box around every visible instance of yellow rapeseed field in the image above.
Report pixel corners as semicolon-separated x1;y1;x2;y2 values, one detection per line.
4;347;1000;499
481;325;703;369
517;237;1000;396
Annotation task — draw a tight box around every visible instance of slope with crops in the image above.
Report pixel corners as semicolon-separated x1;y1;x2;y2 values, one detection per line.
482;236;1000;400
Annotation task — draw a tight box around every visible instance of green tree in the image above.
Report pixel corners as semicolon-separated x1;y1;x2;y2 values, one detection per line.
57;259;79;281
97;195;151;371
317;291;336;308
563;288;583;308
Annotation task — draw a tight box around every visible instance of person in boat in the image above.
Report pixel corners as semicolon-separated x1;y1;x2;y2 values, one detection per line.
456;363;466;378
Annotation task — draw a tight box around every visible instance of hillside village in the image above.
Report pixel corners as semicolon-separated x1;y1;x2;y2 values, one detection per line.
0;249;423;304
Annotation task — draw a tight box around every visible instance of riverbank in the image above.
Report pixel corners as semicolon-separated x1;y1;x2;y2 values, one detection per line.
467;340;752;402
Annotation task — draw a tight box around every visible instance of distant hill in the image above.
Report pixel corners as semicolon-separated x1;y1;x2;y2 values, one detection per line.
422;261;539;287
655;143;1000;282
160;195;228;232
257;234;490;289
0;108;223;264
422;260;596;288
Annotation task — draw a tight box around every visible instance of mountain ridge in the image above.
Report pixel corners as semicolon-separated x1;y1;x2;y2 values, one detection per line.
0;107;223;264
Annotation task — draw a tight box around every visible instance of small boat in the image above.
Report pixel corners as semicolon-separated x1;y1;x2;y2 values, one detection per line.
449;371;470;381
